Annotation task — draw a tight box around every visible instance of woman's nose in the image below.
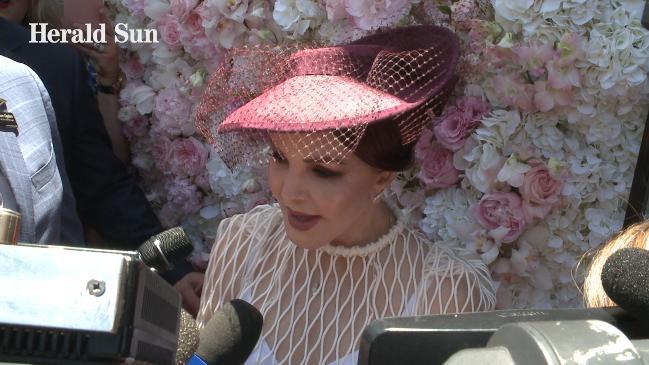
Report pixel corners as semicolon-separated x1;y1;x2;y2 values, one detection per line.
280;169;306;202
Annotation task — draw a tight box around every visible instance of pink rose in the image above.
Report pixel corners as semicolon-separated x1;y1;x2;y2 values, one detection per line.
433;110;478;151
157;14;182;49
170;137;208;177
417;145;460;188
472;192;527;243
520;164;562;221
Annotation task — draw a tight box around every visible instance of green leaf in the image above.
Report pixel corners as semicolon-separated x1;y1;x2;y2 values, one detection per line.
438;5;452;15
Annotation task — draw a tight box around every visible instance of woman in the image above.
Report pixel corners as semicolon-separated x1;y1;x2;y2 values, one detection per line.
195;25;495;364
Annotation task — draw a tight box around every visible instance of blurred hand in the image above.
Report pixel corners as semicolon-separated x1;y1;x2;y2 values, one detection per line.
71;7;120;86
174;272;205;318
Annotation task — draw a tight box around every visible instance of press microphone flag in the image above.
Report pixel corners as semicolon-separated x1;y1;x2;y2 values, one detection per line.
0;227;194;364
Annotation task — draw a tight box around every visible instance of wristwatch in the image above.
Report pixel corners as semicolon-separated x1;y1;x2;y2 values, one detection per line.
97;73;124;95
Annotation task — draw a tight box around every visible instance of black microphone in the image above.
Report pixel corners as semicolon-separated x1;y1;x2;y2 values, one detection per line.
601;247;649;320
187;299;263;365
138;226;194;272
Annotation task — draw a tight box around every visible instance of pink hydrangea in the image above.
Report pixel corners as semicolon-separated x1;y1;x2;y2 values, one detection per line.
492;73;535;111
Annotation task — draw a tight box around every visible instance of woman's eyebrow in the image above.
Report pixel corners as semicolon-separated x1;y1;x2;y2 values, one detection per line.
303;156;346;165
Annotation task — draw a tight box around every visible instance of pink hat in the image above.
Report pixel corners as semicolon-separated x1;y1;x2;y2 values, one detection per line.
195;25;460;168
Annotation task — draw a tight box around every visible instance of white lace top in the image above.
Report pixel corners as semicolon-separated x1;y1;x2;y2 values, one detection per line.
197;204;495;365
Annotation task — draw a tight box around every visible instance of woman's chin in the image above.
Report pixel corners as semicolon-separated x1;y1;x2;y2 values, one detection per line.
285;229;329;250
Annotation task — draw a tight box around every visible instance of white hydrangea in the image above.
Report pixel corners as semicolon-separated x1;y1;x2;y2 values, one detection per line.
273;0;326;36
420;187;481;243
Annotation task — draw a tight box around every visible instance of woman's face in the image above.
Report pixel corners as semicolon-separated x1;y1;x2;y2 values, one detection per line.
268;133;395;250
0;0;30;24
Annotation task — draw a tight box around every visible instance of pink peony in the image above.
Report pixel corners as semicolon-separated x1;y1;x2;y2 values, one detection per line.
417;145;460;189
166;177;203;214
123;116;150;142
520;164;562;221
170;137;209;177
325;0;348;21
170;0;199;21
153;87;193;137
157;14;182;49
151;134;173;171
122;55;145;81
472;192;527;243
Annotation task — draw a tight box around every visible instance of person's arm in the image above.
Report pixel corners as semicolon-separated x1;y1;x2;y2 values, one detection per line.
65;46;163;249
71;8;129;164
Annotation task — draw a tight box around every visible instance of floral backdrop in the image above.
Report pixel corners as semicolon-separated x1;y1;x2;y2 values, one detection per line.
107;0;649;309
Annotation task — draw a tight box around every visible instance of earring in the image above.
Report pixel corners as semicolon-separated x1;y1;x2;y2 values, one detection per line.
373;191;383;203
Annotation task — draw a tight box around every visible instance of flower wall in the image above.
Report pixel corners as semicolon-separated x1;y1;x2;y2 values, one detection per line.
108;0;649;308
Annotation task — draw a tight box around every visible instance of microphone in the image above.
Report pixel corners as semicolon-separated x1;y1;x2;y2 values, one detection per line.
138;226;194;272
601;247;649;320
0;207;20;245
176;309;200;365
187;299;263;365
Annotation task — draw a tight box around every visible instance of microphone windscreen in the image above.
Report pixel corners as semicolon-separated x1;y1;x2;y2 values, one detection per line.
175;308;200;365
197;299;263;365
138;227;193;272
601;247;649;319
